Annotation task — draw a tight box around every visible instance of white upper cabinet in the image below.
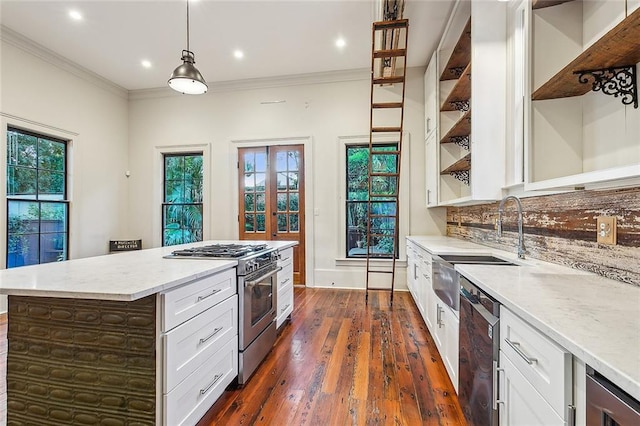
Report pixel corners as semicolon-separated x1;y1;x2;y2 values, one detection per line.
525;0;640;191
426;131;439;207
436;0;507;206
424;51;438;140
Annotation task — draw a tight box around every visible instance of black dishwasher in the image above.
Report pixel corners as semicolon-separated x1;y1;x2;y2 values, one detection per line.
458;275;500;426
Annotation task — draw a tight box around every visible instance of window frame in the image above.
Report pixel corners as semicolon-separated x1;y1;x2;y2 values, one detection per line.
345;141;399;259
6;126;69;268
161;151;204;246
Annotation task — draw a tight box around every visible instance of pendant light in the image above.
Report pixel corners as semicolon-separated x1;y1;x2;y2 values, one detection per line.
168;0;208;94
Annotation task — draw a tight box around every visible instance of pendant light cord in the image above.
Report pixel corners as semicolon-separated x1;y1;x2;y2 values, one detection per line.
186;0;190;52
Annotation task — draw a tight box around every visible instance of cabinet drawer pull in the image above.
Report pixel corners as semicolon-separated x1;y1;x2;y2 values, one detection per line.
280;256;290;262
198;327;223;345
200;373;223;395
437;305;443;328
280;304;291;314
504;338;537;365
197;288;222;302
492;360;504;409
282;278;290;285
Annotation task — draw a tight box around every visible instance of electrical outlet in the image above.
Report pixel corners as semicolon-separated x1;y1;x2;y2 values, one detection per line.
596;216;617;245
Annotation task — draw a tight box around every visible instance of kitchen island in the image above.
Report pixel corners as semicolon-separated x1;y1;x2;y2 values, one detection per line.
0;240;294;425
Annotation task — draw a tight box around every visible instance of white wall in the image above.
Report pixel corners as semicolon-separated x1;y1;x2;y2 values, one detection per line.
0;36;130;309
128;68;445;289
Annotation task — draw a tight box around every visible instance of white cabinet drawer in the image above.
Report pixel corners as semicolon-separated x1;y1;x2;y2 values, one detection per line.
500;307;572;417
163;294;238;393
164;335;238;426
276;285;293;329
278;263;293;291
162;268;236;331
278;248;293;268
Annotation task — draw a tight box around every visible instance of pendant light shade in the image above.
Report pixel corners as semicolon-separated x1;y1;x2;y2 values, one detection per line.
168;0;207;94
168;50;207;94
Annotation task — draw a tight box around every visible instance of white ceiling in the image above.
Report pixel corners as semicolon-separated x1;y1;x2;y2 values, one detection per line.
0;0;455;91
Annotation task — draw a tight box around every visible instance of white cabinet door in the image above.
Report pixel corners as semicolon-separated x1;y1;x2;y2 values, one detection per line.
499;351;565;426
424;51;438;139
425;132;438;207
442;304;459;392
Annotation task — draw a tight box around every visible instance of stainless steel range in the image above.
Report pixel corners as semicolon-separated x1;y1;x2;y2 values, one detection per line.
167;243;280;385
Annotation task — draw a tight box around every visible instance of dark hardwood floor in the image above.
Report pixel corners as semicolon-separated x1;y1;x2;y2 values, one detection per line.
198;287;465;425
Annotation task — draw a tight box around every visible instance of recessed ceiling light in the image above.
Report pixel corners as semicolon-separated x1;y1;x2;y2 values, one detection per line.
336;38;346;49
233;50;244;59
69;10;83;21
141;60;152;69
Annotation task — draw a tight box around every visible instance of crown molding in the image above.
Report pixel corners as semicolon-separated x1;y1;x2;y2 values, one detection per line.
0;25;128;99
128;68;372;101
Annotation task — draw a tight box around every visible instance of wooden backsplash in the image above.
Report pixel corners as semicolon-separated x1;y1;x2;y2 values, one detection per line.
446;187;640;286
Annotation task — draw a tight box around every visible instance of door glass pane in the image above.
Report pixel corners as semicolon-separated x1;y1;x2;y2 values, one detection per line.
256;194;266;212
255;152;267;172
287;151;299;171
276;172;287;190
243;152;255;173
289;193;299;211
277;214;287;232
255;173;266;191
244;174;255;192
288;172;299;190
277;193;287;212
256;214;266;232
276;151;287;172
290;214;299;232
244;193;255;212
245;214;255;232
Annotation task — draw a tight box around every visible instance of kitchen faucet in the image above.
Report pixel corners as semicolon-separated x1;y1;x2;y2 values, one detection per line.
497;195;526;259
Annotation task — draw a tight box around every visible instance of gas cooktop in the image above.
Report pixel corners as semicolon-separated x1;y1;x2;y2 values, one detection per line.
168;243;269;259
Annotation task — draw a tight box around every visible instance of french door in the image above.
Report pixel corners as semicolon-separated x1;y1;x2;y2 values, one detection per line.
238;145;305;285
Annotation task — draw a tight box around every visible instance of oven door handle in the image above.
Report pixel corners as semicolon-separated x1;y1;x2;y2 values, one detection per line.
245;267;282;287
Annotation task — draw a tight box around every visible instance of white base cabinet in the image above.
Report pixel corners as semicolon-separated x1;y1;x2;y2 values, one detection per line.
160;267;239;426
406;239;459;392
276;247;294;329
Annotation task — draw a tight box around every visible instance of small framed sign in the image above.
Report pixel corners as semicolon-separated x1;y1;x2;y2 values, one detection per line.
109;239;142;252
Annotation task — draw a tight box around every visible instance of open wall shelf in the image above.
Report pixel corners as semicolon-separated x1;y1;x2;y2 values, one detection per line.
440;110;471;147
440;18;471;81
441;64;471;111
531;0;576;10
532;8;640;103
441;153;471;174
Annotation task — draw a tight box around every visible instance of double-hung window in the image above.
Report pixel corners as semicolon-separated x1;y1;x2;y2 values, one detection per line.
345;143;398;258
162;153;203;246
6;127;69;268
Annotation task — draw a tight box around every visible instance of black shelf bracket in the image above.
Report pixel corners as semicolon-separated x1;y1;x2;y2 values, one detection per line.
450;135;470;150
449;100;470;112
574;65;638;109
449;170;470;185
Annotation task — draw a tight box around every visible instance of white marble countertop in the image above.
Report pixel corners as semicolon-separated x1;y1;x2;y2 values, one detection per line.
406;235;640;402
0;240;298;301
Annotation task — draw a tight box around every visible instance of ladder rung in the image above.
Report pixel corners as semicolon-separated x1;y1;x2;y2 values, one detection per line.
373;19;409;30
373;76;405;85
367;269;394;274
371;127;402;133
369;233;395;239
370;172;399;177
369;195;399;200
371;150;400;155
372;102;403;109
373;49;407;59
368;214;397;219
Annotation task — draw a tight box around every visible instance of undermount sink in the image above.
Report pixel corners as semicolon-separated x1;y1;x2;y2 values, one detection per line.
437;254;517;266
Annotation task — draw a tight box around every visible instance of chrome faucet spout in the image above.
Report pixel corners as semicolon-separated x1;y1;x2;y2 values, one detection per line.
496;195;526;259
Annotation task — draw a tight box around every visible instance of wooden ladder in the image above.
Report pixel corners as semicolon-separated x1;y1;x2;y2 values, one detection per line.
365;18;409;307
